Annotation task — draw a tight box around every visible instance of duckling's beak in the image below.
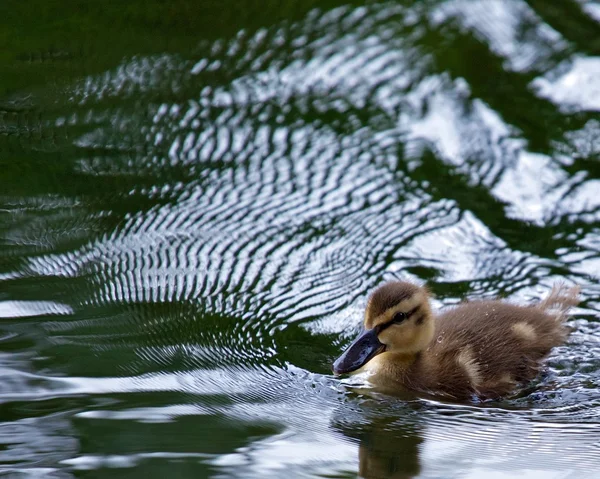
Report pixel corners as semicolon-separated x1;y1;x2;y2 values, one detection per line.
333;327;385;375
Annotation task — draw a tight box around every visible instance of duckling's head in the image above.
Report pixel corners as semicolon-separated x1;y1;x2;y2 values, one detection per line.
333;281;434;375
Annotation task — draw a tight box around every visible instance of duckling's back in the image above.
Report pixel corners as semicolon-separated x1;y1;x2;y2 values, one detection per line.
413;285;579;400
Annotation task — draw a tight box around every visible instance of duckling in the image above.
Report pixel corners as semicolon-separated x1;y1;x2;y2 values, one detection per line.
333;281;579;400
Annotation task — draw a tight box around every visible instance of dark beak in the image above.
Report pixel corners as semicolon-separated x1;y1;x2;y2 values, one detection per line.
333;327;385;375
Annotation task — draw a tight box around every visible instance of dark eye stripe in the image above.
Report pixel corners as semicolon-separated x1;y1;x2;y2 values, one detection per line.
379;304;422;330
407;305;421;318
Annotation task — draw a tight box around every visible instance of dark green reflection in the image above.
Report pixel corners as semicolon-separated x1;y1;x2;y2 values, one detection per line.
1;0;599;476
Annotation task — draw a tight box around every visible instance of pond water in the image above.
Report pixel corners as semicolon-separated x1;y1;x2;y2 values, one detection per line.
1;0;600;477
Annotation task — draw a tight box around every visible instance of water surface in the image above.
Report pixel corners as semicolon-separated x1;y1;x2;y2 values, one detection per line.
1;0;600;477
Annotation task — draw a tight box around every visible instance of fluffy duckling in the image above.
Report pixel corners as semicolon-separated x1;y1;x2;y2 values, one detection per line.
333;281;579;400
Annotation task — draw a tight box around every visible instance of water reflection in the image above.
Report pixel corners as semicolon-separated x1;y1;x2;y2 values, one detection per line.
332;396;600;479
1;0;600;476
332;400;423;479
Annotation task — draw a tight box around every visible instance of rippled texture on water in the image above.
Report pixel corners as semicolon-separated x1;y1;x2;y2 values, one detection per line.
1;0;600;477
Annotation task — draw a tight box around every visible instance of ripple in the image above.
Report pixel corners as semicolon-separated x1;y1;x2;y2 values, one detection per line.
0;300;73;318
1;0;600;477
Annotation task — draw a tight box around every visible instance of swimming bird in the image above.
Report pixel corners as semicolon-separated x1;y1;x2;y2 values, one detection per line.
333;281;579;400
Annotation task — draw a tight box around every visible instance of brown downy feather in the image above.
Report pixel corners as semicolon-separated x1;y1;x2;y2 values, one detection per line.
536;283;581;321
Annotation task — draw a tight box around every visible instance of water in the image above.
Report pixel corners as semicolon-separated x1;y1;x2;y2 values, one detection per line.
1;0;600;477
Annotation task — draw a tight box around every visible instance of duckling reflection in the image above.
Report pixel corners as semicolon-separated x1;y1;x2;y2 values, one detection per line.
331;400;423;479
333;281;579;400
358;426;422;479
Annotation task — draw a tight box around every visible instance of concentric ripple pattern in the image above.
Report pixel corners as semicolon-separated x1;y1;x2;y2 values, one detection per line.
1;1;600;477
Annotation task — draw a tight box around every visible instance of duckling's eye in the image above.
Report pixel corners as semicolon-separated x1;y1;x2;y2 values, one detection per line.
392;311;407;324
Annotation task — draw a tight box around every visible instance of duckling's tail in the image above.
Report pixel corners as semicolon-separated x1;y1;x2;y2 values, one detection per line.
537;283;580;322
